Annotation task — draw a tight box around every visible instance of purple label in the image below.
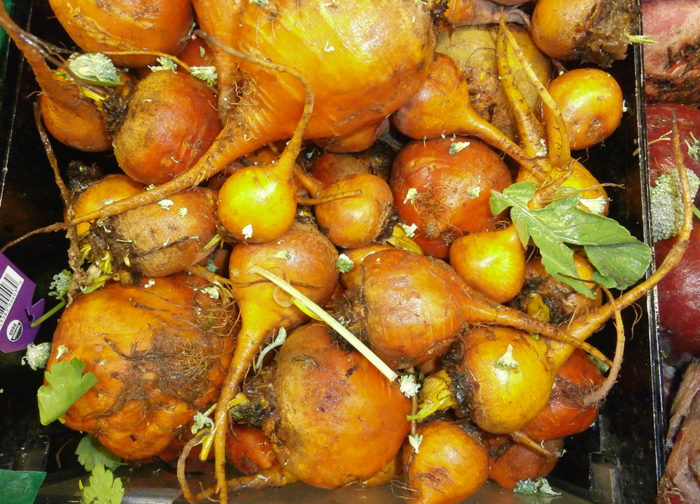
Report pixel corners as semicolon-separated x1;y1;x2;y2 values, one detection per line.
0;253;46;353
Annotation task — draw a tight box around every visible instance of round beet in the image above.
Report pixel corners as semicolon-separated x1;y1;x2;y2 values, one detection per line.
112;71;221;185
46;274;235;460
264;323;411;488
403;420;488;504
486;435;563;490
391;137;512;257
522;349;604;441
655;222;700;357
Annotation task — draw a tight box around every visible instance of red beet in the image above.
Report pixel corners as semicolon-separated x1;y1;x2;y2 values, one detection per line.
655;222;700;357
642;0;700;106
646;103;700;205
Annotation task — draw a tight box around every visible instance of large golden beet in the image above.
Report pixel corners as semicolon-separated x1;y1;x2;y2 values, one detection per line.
264;323;411;488
45;274;236;460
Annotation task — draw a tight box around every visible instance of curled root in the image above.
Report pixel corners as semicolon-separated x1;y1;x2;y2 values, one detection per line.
582;286;624;406
188;465;293;503
177;431;209;503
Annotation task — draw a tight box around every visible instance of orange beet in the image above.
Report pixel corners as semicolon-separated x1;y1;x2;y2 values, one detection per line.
486;434;563;489
112;71;221;185
449;224;526;303
522;349;604;441
217;160;300;243
46;274;235;460
452;326;563;434
545;67;624;151
391;137;512;257
264;323;411;488
313;173;395;249
87;188;220;279
47;0;193;67
403;420;488;504
39;90;111;152
226;425;279;475
530;0;635;66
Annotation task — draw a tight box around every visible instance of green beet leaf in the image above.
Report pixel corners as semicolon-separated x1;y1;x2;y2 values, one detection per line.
490;181;652;297
79;464;124;504
76;435;123;472
38;358;98;426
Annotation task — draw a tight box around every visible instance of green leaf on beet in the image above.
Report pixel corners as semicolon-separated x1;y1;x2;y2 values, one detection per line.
79;464;124;504
76;436;123;472
38;358;97;426
490;181;652;297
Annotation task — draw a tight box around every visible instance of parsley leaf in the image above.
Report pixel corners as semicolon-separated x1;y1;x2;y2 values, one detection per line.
491;181;652;297
514;476;561;496
190;65;218;87
76;436;123;472
79;464;124;504
67;53;121;87
37;358;98;425
49;269;73;299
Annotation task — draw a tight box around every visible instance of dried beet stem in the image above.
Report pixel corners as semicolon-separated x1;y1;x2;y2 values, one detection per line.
249;266;398;382
511;430;559;460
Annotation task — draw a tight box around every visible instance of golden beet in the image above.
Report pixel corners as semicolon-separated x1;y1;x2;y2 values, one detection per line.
46;274;235;460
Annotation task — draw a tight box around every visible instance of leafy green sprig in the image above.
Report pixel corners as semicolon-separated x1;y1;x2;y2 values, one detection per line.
76;436;124;504
37;358;97;425
491;181;652;298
